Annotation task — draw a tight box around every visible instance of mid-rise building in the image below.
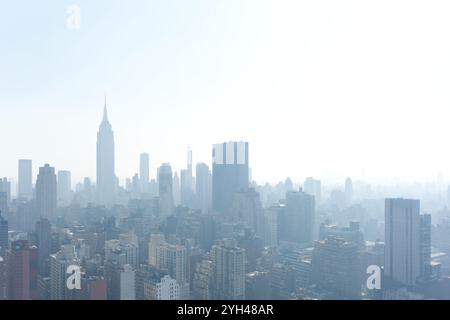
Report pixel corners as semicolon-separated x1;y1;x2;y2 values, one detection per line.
211;239;245;300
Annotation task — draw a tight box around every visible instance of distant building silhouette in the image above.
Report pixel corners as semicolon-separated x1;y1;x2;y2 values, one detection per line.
18;159;33;200
195;162;212;214
57;170;71;205
212;141;249;216
96;100;116;206
139;153;150;194
303;177;321;204
158;163;174;218
36;164;57;219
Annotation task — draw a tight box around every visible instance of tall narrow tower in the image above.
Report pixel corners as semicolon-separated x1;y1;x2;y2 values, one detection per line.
140;153;150;194
96;98;116;206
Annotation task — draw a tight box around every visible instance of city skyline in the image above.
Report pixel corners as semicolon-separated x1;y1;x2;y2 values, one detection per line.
3;1;450;184
2;101;450;191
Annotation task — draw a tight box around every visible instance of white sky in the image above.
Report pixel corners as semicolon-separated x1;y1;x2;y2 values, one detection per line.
1;0;450;186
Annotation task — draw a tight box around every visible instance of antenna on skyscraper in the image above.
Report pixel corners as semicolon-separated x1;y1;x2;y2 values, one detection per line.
103;94;108;122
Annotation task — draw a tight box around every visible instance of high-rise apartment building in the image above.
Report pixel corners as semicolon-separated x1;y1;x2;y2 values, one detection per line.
283;189;315;244
211;239;245;300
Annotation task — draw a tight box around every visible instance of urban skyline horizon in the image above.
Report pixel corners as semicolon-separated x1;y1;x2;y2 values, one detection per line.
3;1;450;187
2;99;450;190
3;1;450;304
2;102;450;191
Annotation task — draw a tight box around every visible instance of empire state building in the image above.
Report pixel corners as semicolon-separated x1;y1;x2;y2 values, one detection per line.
96;99;116;205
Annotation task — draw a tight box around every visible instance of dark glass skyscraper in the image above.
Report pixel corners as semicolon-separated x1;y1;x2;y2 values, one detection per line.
212;141;249;216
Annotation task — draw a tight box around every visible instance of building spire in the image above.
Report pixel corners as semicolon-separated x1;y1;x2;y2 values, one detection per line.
103;95;108;122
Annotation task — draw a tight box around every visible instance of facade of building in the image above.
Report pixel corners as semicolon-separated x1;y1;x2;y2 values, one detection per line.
140;153;150;195
18;159;33;200
311;237;361;299
385;198;420;286
7;240;30;300
49;245;79;300
36;164;57;219
158;163;174;218
211;239;245;300
195;162;212;214
212;141;249;216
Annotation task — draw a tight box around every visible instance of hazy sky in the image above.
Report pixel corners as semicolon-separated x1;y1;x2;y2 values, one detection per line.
2;0;450;185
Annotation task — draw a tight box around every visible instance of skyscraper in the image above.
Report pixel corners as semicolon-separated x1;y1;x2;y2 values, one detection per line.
18;159;33;200
212;141;249;215
232;188;264;238
345;177;353;203
284;189;315;244
96;101;116;206
173;172;181;207
303;177;321;204
35;164;57;220
195;162;212;214
0;178;11;207
385;198;420;286
57;170;71;205
140;153;150;195
180;146;194;208
156;242;188;286
158;163;173;218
